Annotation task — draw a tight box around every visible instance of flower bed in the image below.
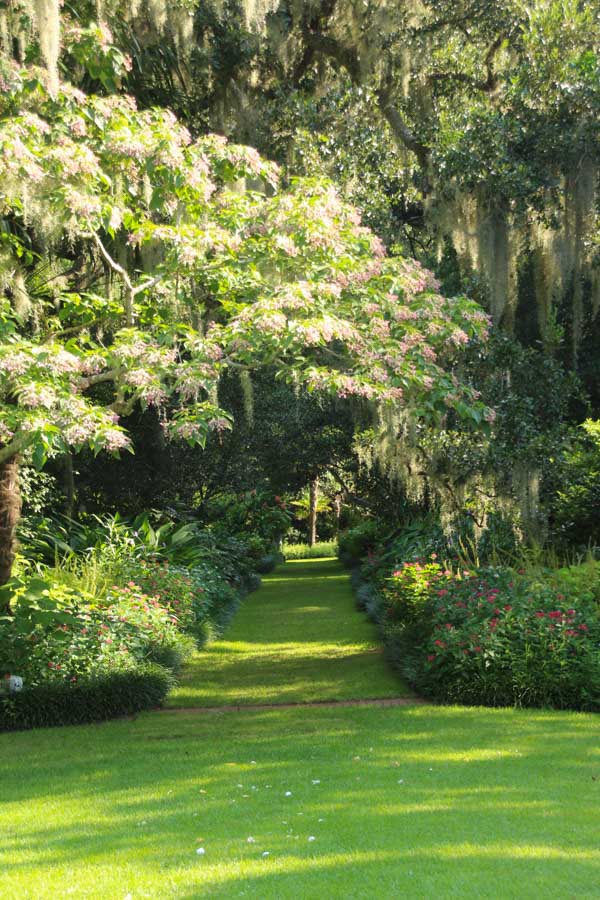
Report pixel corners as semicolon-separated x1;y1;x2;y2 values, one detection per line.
356;555;600;711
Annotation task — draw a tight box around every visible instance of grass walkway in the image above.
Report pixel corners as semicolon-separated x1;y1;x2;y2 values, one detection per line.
166;558;410;708
1;559;599;898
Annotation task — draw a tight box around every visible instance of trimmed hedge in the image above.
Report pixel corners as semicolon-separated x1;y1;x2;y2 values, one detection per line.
0;664;172;732
283;542;337;560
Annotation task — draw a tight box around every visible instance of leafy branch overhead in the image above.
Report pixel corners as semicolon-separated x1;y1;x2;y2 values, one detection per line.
0;40;491;471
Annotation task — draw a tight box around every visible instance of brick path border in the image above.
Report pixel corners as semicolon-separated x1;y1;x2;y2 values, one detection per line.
157;696;427;714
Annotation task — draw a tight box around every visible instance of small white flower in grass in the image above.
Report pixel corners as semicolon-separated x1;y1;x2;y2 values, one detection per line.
237;784;243;788
285;791;292;797
312;780;320;785
308;836;316;842
247;837;256;844
251;760;257;765
398;779;404;784
262;851;270;858
196;848;205;856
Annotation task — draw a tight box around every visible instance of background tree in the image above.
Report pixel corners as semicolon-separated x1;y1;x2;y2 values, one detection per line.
0;16;490;584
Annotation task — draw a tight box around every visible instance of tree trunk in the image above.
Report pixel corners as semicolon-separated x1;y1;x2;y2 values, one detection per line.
309;475;319;547
64;453;75;518
0;454;21;594
333;493;342;536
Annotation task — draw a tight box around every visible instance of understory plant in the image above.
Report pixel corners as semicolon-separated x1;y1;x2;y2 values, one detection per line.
380;560;600;710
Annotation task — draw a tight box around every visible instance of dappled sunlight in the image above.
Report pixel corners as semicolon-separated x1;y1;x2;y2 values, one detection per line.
166;558;409;708
2;702;599;897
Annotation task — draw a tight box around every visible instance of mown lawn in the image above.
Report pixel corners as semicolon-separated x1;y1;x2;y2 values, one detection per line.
3;558;599;898
1;704;599;898
167;558;410;708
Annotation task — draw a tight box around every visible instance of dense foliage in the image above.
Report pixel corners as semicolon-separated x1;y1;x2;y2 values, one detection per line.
347;521;600;711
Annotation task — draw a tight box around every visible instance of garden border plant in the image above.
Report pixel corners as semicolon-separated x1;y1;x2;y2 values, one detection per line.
345;521;600;711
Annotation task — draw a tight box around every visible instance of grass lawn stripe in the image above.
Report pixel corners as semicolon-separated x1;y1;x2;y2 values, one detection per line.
166;557;411;708
1;705;599;898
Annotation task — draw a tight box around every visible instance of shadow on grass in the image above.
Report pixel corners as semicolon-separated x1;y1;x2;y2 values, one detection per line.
1;705;599;898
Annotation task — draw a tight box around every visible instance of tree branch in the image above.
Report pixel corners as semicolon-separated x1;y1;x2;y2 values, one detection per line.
78;370;118;390
82;232;163;326
375;88;430;170
427;34;505;94
303;32;363;84
0;431;36;465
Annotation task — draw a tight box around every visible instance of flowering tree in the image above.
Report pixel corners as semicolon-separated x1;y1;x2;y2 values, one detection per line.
0;43;491;586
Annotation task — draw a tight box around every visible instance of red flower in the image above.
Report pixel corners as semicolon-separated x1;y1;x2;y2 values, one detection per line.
445;623;453;630
437;589;449;596
548;611;563;620
434;639;446;648
504;605;512;611
579;624;589;632
427;654;435;662
474;646;482;652
535;612;545;618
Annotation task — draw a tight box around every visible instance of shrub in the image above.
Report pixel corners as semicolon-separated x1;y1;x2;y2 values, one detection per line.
255;553;279;573
553;560;600;605
381;562;600;710
551;419;600;548
0;575;193;686
0;663;172;732
207;490;292;548
114;558;203;634
283;542;337;560
338;520;386;567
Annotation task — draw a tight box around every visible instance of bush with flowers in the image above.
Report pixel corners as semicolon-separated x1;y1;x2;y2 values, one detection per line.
380;558;600;710
0;575;194;690
116;556;244;644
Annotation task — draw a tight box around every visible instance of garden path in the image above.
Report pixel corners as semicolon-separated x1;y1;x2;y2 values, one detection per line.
165;557;414;709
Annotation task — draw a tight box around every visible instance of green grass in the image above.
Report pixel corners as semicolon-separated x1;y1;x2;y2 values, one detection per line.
167;558;409;708
3;556;599;898
1;704;599;898
283;541;338;559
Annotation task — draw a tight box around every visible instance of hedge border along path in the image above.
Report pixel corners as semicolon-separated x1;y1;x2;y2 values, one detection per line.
165;558;414;709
